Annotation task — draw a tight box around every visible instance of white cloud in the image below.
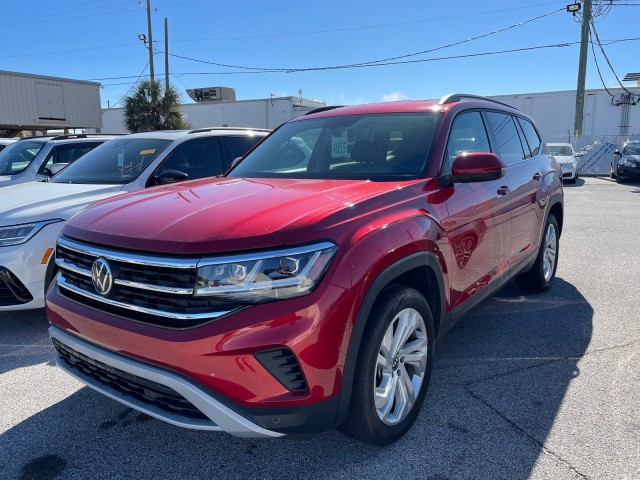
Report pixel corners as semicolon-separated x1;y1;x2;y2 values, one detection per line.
381;91;407;102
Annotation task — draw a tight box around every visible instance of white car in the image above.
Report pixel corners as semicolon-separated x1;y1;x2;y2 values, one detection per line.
548;143;578;183
0;128;268;310
0;134;118;187
0;138;18;153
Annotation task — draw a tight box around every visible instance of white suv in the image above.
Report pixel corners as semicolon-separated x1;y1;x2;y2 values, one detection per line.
0;134;119;187
0;127;268;310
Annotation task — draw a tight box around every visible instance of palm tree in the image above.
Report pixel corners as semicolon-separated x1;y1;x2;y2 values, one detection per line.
123;80;189;132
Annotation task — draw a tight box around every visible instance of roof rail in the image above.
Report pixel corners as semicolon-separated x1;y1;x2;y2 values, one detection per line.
188;127;271;134
49;133;123;141
438;93;518;110
304;105;344;116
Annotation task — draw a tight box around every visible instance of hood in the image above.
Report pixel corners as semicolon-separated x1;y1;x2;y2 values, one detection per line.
622;154;640;163
0;182;124;226
63;177;410;254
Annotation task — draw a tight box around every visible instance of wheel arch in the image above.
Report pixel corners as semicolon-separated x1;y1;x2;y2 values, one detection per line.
335;251;445;426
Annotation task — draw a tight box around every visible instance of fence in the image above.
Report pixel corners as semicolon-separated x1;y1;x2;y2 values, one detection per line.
545;134;640;176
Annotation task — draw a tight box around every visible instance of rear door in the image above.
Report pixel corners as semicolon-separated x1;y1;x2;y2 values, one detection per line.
484;112;544;269
148;137;224;186
441;110;512;310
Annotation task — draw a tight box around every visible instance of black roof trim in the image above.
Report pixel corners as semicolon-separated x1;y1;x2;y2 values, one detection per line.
439;93;518;111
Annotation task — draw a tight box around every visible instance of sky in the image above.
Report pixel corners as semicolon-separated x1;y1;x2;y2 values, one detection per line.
1;0;638;109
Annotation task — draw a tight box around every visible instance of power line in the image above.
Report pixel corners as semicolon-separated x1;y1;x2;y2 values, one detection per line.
589;16;634;94
94;36;640;84
172;1;567;43
168;7;565;73
105;62;150;110
589;29;614;96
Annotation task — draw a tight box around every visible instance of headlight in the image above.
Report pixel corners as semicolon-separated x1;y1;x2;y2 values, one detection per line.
0;219;63;247
195;242;337;303
623;159;637;168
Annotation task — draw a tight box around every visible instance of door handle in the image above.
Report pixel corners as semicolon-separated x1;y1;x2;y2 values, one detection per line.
497;186;510;196
532;172;542;181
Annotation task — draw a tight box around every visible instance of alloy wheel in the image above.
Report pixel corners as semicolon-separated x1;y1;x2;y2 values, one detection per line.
543;223;557;282
374;307;428;426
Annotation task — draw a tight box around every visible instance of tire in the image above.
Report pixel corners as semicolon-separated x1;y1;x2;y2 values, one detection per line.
616;175;624;184
516;213;559;291
339;285;435;445
568;177;576;184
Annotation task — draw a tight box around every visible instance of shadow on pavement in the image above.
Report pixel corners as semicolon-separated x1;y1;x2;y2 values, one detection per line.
0;309;53;375
0;278;592;480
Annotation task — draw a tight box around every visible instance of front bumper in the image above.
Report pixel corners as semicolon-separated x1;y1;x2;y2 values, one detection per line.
49;325;283;437
0;222;63;310
617;164;640;180
560;163;577;180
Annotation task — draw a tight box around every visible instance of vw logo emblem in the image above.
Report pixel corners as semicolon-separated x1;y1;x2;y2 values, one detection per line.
91;257;113;296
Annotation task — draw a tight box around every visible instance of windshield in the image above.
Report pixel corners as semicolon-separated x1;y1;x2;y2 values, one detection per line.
623;143;640;155
0;141;45;175
228;113;440;180
548;145;573;156
52;138;172;184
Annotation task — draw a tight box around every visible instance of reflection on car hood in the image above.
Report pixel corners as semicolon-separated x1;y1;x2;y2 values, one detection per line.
0;182;124;226
623;154;640;162
63;176;416;254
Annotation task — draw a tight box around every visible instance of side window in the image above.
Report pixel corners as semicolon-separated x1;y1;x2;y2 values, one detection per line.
443;111;491;175
156;137;223;181
38;142;101;174
517;118;541;157
225;136;263;166
485;112;526;165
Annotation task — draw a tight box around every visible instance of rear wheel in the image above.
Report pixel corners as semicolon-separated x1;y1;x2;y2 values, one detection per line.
516;213;559;291
339;285;435;445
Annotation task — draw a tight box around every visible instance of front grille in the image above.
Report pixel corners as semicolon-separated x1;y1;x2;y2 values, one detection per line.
52;337;208;421
55;236;240;328
0;267;33;306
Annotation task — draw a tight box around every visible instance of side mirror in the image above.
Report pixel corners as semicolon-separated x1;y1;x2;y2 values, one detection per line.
445;152;506;184
49;163;68;176
614;150;621;156
153;169;189;185
230;156;243;169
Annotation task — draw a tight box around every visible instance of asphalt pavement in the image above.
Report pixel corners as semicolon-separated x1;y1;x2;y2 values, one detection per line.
1;176;638;480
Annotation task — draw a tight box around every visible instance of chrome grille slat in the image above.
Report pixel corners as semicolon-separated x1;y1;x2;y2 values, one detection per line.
55;236;241;327
57;276;230;321
57;236;198;269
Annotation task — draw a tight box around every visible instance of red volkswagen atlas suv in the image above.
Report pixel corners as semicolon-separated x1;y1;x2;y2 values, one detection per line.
47;95;563;445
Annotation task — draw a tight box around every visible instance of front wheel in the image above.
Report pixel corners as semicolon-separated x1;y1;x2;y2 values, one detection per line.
339;285;435;445
516;213;559;291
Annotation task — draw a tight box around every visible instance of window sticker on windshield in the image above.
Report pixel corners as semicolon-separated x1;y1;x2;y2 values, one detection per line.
117;152;124;167
140;149;156;155
331;130;348;158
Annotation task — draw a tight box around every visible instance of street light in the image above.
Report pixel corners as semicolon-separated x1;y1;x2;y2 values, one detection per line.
138;34;147;44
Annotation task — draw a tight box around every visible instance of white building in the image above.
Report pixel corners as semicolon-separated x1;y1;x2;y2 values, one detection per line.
0;70;102;134
102;96;326;134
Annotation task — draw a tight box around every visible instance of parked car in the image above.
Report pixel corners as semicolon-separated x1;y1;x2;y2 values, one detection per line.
611;139;640;183
0;127;268;311
0;138;18;153
548;143;578;183
47;95;563;445
0;134;119;187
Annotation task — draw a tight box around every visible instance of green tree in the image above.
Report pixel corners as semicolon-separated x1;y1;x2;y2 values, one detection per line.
123;80;189;133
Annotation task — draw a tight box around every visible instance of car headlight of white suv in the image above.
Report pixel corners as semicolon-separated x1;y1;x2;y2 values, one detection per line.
0;219;64;247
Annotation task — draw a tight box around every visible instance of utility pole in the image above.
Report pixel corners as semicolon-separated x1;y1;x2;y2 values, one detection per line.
164;17;169;91
573;0;592;138
146;0;155;82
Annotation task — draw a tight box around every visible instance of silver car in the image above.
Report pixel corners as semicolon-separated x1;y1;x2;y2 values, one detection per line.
548;143;578;183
